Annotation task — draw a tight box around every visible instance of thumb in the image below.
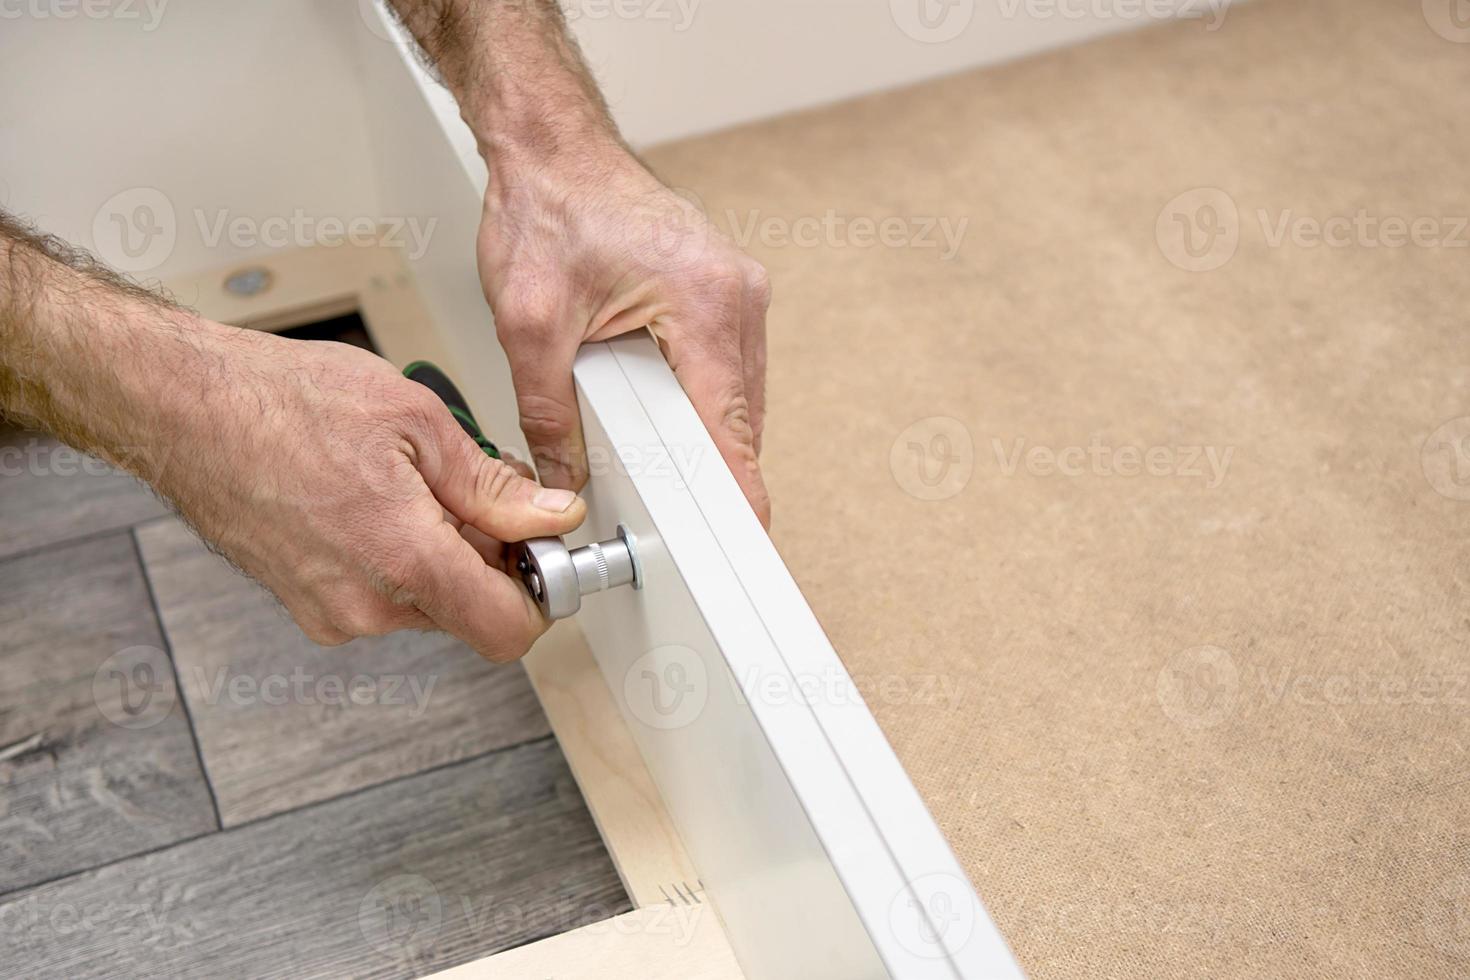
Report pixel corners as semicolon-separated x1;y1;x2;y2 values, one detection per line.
423;420;588;543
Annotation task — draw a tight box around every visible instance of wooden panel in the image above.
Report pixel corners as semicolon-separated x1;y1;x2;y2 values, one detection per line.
0;739;630;979
135;517;551;826
522;622;700;908
427;902;743;980
161;239;359;331
0;532;214;894
0;426;167;561
639;3;1470;979
162;243;462;375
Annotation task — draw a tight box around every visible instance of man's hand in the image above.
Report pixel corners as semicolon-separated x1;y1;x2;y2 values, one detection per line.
386;0;773;526
478;157;773;526
151;328;586;660
0;217;582;662
1;0;776;666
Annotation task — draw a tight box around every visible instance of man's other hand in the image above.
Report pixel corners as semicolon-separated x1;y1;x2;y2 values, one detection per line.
477;159;773;527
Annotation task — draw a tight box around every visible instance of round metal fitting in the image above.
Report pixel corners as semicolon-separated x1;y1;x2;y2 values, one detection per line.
512;536;581;621
512;526;644;621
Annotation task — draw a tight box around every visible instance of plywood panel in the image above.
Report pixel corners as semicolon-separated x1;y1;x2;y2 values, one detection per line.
521;622;701;909
641;1;1470;976
161;242;462;376
428;902;742;980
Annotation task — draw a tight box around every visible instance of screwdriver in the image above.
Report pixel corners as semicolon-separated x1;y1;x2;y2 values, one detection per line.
403;361;641;620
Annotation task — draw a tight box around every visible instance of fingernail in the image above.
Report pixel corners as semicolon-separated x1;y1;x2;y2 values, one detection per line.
533;487;579;512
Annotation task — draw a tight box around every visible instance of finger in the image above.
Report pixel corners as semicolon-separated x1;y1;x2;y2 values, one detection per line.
409;521;547;663
419;415;588;543
442;508;502;575
291;609;352;648
658;313;773;528
499;450;538;481
378;603;436;634
340;601;435;638
440;461;529;565
459;522;502;567
267;584;352;647
740;263;771;457
289;594;432;645
494;296;589;491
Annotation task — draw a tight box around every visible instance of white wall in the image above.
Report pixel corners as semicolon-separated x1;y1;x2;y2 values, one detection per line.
0;0;381;282
0;0;1227;281
566;0;1231;146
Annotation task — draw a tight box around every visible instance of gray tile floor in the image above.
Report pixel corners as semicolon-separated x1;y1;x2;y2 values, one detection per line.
0;428;629;978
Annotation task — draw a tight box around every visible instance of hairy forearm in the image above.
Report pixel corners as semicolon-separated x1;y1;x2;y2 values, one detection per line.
0;216;583;659
384;0;628;171
0;211;229;479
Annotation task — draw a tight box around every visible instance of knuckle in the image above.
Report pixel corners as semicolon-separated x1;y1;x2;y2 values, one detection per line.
479;644;522;665
494;285;561;339
398;379;448;424
697;258;746;295
341;609;389;638
472;456;522;508
394;388;453;446
323;590;391;639
686;264;748;322
368;377;444;440
373;551;427;610
480;627;542;665
300;618;351;647
515;392;577;443
721;393;755;443
744;261;773;309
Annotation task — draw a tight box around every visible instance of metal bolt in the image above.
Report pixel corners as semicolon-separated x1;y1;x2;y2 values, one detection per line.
222;265;273;297
511;524;642;621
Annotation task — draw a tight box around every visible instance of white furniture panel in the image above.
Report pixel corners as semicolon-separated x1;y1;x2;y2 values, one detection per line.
356;8;1026;976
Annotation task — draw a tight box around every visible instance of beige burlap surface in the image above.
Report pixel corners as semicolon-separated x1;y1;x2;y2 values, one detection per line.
643;1;1470;975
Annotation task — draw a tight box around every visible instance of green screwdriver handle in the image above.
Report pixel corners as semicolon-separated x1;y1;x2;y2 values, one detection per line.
402;360;500;459
404;360;643;620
